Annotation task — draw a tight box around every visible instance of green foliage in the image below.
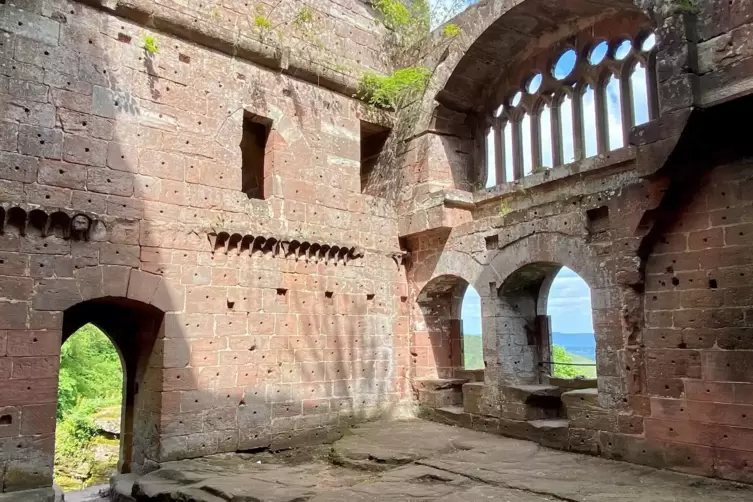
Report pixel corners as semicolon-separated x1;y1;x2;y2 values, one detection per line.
672;0;699;13
55;324;123;490
143;35;159;55
57;324;122;419
254;14;273;30
552;345;579;379
357;66;431;109
372;0;430;49
552;345;596;379
463;335;483;370
442;23;461;38
293;6;315;28
499;201;512;217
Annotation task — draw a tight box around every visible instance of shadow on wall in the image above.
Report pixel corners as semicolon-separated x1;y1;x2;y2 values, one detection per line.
0;4;399;496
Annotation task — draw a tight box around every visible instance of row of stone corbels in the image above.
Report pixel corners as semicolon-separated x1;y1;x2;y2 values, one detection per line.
208;231;365;265
0;204;105;241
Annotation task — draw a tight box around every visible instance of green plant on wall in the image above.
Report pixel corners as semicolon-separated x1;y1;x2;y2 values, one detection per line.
442;23;461;38
358;0;466;110
357;66;432;109
143;34;159;55
499;201;512;218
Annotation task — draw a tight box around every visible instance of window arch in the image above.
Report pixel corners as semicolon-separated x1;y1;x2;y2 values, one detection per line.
484;18;658;186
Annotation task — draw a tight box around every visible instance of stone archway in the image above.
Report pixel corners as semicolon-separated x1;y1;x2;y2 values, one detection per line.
61;298;166;475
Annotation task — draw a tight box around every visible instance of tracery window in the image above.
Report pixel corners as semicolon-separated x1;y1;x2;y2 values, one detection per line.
484;21;658;188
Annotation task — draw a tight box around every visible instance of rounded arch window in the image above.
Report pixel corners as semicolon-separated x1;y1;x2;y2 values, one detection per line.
553;49;577;80
588;41;608;65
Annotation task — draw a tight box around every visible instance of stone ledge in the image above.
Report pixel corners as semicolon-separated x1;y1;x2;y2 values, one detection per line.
475;146;638;206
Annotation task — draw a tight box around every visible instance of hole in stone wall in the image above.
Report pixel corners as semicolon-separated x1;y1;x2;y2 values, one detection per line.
276;288;288;296
179;53;191;64
325;291;333;299
708;279;717;289
586;206;610;238
117;33;131;43
366;293;375;301
485;235;499;250
360;120;390;193
0;415;11;425
241;111;272;200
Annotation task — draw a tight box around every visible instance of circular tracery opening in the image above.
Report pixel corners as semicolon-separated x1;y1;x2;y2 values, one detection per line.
526;73;543;94
510;91;523;107
614;39;632;60
588;41;608;65
553;49;577;80
641;33;656;52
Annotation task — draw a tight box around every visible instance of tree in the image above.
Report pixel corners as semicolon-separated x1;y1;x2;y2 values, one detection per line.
552;345;580;379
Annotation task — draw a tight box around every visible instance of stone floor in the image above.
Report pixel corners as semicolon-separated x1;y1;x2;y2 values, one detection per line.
74;420;751;501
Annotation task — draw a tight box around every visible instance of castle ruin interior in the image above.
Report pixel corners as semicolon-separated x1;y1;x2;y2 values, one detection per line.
2;0;753;500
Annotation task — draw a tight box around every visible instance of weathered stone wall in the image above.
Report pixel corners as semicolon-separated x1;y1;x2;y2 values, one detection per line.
0;0;407;495
399;0;753;487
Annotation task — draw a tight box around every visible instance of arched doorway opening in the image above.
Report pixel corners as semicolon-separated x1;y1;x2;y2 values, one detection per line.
496;262;596;385
54;324;123;491
460;285;483;370
57;298;165;488
546;267;596;380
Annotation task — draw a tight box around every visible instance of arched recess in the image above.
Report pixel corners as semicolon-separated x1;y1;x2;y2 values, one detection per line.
61;298;165;474
414;275;469;379
496;262;597;385
481;232;612;392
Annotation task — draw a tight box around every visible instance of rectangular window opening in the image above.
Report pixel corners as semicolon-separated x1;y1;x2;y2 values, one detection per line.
241;111;272;200
360;120;390;193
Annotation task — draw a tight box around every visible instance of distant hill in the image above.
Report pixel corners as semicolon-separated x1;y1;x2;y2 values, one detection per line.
552;332;595;360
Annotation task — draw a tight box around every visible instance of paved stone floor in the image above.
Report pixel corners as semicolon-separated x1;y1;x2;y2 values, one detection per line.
75;420;752;501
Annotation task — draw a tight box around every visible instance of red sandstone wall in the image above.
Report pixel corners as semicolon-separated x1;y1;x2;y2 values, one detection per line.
643;160;753;480
0;0;406;493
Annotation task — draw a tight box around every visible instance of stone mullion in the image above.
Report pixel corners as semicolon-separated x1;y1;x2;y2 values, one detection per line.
551;100;563;167
493;119;505;184
594;80;609;154
647;52;660;121
620;66;634;146
531;110;542;171
512;119;524;181
572;90;585;161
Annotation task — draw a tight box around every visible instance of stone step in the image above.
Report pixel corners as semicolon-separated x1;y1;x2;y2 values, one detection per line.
454;369;484;382
528;419;569;430
414;378;468;391
462;382;485;415
500;384;564;421
528;419;570;450
502;384;563;401
438;405;465;415
561;388;599;408
418;387;463;408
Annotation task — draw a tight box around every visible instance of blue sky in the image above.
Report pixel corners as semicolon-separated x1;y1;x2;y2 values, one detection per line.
461;266;593;335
